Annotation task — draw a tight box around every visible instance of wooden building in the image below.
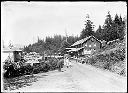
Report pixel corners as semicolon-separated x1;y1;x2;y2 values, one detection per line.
67;36;104;57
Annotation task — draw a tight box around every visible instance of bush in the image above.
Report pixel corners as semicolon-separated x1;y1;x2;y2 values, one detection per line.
3;57;63;78
40;62;49;72
88;57;96;65
120;68;126;76
46;58;58;70
86;46;126;76
23;64;33;75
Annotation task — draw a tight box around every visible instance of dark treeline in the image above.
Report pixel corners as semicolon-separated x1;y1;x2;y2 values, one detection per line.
23;35;79;55
94;12;126;41
80;12;126;41
23;12;126;55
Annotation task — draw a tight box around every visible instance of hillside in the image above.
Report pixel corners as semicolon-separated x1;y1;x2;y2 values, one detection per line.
86;39;126;77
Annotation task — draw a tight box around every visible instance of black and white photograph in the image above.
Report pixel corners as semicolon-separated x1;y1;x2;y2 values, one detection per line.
1;1;127;92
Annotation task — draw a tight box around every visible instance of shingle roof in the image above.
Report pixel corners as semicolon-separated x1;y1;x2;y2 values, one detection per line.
71;36;92;46
71;35;103;47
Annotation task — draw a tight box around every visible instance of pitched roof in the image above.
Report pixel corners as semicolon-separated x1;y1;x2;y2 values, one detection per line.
71;36;102;47
67;47;84;52
71;36;92;46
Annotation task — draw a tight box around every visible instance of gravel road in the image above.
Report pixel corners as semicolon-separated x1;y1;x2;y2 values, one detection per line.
9;60;127;92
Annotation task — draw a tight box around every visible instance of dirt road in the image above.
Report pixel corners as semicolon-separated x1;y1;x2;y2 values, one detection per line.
10;60;127;92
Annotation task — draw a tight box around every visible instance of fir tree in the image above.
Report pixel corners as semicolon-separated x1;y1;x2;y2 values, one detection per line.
102;11;114;41
80;14;95;39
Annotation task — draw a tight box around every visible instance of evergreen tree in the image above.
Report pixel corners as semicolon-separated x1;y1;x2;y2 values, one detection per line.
102;12;126;41
104;11;113;28
80;15;95;39
114;15;125;40
60;39;70;55
102;11;115;41
114;14;121;25
95;25;104;40
119;15;123;24
118;17;126;40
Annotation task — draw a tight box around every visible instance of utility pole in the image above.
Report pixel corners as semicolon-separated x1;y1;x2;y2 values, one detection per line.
65;27;68;42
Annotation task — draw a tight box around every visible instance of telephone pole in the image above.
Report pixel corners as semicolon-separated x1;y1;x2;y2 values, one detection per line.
65;27;68;42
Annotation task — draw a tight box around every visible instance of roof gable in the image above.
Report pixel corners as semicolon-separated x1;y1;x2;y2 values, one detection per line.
71;36;102;46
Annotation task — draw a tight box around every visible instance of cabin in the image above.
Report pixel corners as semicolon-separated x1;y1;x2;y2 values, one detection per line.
67;36;104;57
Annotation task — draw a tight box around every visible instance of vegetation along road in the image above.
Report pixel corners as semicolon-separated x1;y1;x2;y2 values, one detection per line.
10;60;127;92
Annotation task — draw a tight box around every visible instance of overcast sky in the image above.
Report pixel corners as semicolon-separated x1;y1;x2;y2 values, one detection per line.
1;1;127;46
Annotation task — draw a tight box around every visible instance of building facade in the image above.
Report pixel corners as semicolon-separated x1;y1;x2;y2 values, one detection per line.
67;36;103;57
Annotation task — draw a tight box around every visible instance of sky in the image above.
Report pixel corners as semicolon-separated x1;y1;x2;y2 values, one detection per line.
1;1;127;46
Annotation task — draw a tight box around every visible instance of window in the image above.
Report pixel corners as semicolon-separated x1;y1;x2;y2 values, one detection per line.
85;44;87;47
91;38;94;42
94;44;96;47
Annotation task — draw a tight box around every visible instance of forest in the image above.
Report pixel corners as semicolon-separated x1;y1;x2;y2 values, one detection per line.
23;12;126;55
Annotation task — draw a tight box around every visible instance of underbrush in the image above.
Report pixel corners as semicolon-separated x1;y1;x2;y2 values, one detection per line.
3;57;64;78
3;57;64;91
86;47;126;77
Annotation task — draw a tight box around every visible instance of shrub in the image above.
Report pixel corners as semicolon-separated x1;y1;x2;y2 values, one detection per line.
23;64;33;75
3;57;61;78
89;57;96;65
86;46;126;76
120;68;126;76
45;58;58;71
40;62;49;72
